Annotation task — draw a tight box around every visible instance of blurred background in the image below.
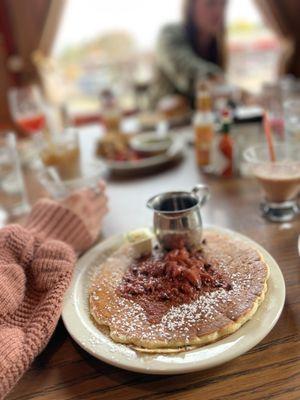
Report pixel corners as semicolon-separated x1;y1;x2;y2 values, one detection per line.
2;0;299;130
1;0;300;226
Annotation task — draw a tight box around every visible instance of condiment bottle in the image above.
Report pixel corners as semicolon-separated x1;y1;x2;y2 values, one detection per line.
213;109;234;178
100;89;121;134
193;87;215;168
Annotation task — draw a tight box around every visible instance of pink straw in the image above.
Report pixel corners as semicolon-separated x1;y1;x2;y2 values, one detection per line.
263;112;276;162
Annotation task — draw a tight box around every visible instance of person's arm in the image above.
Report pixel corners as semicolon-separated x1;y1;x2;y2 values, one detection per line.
156;25;223;95
0;185;107;399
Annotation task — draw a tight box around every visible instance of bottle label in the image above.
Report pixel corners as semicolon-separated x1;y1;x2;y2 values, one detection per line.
194;124;214;166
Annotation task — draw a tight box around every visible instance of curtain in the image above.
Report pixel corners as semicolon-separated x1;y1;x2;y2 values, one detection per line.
0;0;66;127
255;0;300;77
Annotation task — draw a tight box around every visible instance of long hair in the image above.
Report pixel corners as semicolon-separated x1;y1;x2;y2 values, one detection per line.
182;0;226;69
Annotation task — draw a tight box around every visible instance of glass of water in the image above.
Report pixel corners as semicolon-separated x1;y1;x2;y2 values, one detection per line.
0;133;29;224
283;99;300;141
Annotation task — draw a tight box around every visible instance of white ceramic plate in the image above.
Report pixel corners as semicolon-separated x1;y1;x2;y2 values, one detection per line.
98;138;184;173
62;227;285;375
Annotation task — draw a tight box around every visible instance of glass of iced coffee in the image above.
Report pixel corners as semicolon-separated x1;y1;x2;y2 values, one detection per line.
244;143;300;222
40;128;80;180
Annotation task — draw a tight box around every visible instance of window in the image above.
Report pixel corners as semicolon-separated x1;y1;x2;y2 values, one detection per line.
227;0;281;92
53;0;182;114
52;0;281;110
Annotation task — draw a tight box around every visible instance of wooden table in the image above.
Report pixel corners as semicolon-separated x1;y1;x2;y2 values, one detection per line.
7;126;300;400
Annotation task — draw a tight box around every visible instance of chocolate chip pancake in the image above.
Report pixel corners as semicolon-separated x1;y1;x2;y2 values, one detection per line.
89;230;269;352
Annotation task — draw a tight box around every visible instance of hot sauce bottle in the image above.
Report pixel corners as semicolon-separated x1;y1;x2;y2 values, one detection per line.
214;109;234;178
193;87;215;168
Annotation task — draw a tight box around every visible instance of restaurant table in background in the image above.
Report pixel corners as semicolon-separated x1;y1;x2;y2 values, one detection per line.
7;124;300;400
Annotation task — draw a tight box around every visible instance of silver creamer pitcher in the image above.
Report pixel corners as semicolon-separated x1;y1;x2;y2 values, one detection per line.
147;184;209;250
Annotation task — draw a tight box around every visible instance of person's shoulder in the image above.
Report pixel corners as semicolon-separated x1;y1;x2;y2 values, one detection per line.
159;23;186;40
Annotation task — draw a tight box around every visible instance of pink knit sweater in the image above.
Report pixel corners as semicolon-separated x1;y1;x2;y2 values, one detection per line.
0;199;94;399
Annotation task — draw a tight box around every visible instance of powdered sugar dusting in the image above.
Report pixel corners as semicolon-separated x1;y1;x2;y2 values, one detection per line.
88;230;268;346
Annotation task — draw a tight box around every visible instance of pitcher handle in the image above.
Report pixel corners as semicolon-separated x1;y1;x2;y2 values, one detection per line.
191;184;210;207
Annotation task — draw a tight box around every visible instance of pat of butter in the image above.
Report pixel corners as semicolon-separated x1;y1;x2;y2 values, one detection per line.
126;228;153;258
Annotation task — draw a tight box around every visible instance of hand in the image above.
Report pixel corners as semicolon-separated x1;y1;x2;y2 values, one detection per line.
61;180;108;241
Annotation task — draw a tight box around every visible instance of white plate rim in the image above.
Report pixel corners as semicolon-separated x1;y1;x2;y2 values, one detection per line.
98;138;184;171
62;226;286;375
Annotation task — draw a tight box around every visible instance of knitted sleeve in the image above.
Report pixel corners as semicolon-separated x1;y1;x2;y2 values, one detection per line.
0;199;94;398
25;198;94;254
156;24;222;95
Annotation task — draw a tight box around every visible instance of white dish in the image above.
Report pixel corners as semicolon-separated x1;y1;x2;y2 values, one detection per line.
62;227;285;375
99;138;184;173
130;133;173;154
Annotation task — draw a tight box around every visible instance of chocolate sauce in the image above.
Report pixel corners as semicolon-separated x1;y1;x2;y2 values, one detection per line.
118;247;231;323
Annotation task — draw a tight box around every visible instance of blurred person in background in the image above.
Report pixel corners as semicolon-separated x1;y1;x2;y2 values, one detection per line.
153;0;227;105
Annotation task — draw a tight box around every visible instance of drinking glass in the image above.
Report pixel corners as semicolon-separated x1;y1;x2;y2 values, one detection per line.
244;143;300;222
39;128;80;180
99;89;121;134
283;99;300;141
38;163;105;200
8;85;46;136
280;76;300;103
0;133;29;224
261;82;284;139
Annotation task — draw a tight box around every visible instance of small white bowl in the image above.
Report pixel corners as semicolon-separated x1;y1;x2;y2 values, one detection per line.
130;133;173;154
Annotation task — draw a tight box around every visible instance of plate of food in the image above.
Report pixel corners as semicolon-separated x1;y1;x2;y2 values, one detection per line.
62;226;285;374
96;132;184;173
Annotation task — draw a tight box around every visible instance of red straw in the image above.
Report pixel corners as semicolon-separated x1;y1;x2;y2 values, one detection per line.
263;112;276;162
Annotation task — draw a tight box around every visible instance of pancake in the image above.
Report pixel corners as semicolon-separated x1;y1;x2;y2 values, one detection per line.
89;230;269;353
